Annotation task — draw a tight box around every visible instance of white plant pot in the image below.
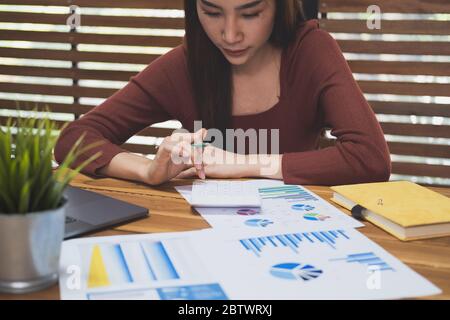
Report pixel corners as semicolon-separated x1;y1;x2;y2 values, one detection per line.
0;200;66;294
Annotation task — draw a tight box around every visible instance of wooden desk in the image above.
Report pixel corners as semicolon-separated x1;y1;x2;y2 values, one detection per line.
1;175;449;300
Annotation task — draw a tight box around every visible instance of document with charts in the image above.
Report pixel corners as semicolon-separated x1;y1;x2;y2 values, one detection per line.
189;227;441;300
59;227;441;300
176;180;363;231
59;231;229;300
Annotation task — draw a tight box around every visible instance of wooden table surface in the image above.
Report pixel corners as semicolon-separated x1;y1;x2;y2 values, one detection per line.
1;174;449;300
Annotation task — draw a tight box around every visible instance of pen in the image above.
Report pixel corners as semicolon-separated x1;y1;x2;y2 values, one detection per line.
191;142;210;148
191;142;208;180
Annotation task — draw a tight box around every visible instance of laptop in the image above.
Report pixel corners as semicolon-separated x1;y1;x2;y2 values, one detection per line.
64;185;149;239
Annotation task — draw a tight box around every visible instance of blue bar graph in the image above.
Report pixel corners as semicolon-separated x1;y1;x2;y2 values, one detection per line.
330;252;395;271
114;245;133;283
239;229;350;256
141;241;180;281
258;185;318;201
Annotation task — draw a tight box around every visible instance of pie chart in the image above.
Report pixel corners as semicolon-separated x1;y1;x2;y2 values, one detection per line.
270;263;323;281
244;219;274;228
291;204;315;211
237;208;259;216
303;213;331;221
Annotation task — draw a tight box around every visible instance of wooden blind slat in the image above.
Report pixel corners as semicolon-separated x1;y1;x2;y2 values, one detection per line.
381;123;450;139
0;65;138;81
388;142;450;159
369;101;450;118
0;99;93;115
2;0;184;10
337;40;450;56
1;30;182;47
0;12;185;30
358;81;449;97
392;162;450;178
320;0;450;13
0;82;116;98
0;115;67;129
320;19;450;36
348;61;450;77
319;139;449;159
0;48;158;64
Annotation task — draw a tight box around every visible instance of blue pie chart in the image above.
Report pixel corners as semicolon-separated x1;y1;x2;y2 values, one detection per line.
244;219;274;228
270;263;323;281
291;204;315;211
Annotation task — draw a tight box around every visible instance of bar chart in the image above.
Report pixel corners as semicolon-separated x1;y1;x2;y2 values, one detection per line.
81;238;215;289
330;252;395;272
258;185;318;201
84;241;184;289
239;229;351;257
77;238;230;300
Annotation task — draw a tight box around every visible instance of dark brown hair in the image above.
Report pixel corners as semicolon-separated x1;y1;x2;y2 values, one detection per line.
184;0;306;135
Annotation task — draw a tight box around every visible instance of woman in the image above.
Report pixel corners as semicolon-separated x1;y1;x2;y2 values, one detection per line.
55;0;391;186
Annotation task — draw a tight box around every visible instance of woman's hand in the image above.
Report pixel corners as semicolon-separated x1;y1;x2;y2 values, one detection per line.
175;145;256;180
175;145;284;180
144;128;208;185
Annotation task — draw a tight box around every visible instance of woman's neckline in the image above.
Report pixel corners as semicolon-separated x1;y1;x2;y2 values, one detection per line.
232;45;286;119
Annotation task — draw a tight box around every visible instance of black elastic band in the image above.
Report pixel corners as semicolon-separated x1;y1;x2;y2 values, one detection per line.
351;205;365;220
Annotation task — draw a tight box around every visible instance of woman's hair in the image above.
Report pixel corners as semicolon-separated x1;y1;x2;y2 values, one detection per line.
184;0;306;135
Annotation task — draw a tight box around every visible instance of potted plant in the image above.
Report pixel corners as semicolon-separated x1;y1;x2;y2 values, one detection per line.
0;113;100;293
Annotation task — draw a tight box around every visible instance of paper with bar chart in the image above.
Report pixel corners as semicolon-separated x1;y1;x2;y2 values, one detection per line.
190;227;441;299
59;231;228;300
175;180;363;231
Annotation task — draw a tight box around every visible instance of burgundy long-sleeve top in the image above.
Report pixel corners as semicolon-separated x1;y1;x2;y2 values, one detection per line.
55;20;391;186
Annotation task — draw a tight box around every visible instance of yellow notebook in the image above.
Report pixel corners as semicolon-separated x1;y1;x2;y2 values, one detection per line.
330;181;450;241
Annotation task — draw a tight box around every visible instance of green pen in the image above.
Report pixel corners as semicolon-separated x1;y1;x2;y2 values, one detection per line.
191;142;208;179
191;142;210;148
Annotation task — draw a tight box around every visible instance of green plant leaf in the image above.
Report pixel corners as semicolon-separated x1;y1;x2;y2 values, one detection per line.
0;188;15;213
18;181;31;213
1;109;101;214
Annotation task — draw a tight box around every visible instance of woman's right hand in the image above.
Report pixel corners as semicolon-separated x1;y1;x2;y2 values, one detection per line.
144;128;207;185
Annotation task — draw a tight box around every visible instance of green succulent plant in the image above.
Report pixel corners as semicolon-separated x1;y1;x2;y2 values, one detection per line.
0;113;101;214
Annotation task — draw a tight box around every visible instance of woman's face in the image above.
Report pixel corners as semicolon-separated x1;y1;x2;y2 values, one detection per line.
197;0;276;66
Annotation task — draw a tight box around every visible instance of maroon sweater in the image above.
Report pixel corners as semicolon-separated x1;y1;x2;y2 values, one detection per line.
55;20;391;186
